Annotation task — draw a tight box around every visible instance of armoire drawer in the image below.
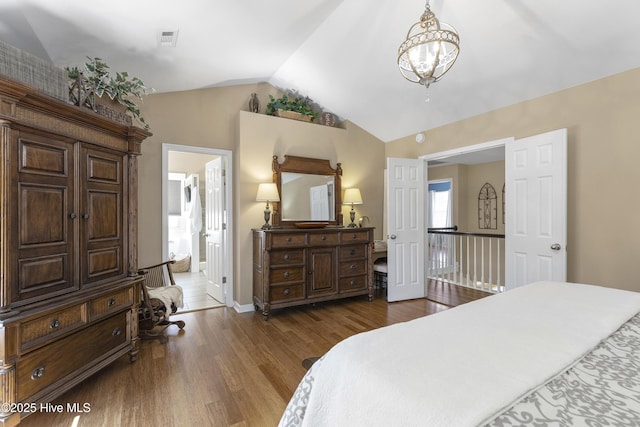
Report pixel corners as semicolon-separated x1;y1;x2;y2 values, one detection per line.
270;249;305;266
16;312;128;401
20;303;87;351
89;287;133;320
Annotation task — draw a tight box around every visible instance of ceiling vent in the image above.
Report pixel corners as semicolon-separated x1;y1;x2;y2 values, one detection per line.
158;30;179;47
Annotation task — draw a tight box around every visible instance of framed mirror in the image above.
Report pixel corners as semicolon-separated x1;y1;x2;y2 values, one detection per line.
271;155;343;227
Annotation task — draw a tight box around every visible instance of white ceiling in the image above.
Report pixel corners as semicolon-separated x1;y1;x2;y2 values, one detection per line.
2;0;640;143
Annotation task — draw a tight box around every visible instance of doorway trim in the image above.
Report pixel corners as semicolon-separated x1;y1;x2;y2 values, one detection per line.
161;143;235;308
419;137;512;163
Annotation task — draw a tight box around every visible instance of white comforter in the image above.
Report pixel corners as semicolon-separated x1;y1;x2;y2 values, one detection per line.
279;281;640;426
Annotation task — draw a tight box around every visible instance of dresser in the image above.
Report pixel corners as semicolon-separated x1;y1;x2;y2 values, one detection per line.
0;75;150;425
253;227;374;319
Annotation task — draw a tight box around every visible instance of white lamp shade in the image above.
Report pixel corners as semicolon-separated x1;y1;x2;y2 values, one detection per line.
256;183;280;202
343;188;363;205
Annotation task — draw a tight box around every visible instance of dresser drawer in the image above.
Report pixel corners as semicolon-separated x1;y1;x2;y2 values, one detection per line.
339;260;367;276
271;233;306;248
341;231;370;244
16;312;127;401
269;284;304;303
308;232;339;246
21;304;87;351
339;275;368;292
89;287;133;320
270;249;305;266
269;266;304;284
340;244;366;260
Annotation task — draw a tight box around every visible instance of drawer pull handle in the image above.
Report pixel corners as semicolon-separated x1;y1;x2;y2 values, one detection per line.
283;288;291;296
108;298;117;307
286;237;292;242
82;213;90;219
352;234;357;239
69;212;77;219
350;264;357;270
284;272;290;279
350;280;356;287
49;319;60;329
112;328;122;337
284;254;291;261
321;235;326;240
31;367;45;380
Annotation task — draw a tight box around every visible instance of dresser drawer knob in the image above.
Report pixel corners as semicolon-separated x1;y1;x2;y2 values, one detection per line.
350;264;357;270
350;280;356;287
350;249;356;255
284;272;290;279
286;237;292;242
69;212;77;219
283;288;291;296
31;367;45;380
321;235;326;240
108;298;117;307
352;234;357;239
49;319;60;329
82;213;90;219
284;254;291;261
112;328;122;337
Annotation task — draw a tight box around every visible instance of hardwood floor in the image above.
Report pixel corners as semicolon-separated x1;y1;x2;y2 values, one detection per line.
20;284;487;427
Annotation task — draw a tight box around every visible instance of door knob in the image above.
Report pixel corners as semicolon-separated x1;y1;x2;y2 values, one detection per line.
550;243;561;251
389;234;397;240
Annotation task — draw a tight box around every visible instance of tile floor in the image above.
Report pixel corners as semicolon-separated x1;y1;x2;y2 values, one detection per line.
172;270;225;313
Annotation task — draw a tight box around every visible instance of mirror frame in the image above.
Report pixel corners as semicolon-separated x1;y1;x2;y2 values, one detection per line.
272;155;343;227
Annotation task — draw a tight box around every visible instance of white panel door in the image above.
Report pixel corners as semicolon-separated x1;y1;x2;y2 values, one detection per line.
309;184;329;220
505;129;567;289
205;157;225;303
386;157;426;302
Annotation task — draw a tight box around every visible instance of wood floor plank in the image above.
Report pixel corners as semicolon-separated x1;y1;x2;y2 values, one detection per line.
19;283;484;427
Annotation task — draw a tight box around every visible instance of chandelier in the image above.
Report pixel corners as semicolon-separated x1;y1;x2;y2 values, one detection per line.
398;1;460;89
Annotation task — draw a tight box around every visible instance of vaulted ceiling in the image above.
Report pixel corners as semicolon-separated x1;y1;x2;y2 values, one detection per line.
2;0;639;142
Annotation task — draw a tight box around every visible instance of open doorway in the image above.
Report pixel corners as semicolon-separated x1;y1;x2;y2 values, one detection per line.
161;144;234;311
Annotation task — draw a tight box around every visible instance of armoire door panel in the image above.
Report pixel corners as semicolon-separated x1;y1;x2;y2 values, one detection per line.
87;248;120;277
87;155;120;183
19;140;68;176
80;146;126;285
87;191;120;240
12;133;76;305
19;184;67;246
18;255;68;292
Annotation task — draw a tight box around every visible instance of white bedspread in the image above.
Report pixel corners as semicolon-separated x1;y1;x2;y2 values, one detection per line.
279;281;640;427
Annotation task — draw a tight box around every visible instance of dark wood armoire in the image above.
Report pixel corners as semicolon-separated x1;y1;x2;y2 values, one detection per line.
0;75;150;425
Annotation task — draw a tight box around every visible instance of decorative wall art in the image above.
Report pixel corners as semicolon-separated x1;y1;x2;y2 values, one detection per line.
478;182;498;229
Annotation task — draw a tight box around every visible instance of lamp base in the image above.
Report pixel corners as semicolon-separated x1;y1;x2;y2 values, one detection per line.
262;206;272;229
347;207;358;228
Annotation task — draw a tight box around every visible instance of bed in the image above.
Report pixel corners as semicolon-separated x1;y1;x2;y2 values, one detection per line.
279;281;640;426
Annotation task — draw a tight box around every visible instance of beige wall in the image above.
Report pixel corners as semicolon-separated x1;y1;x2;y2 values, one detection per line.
386;67;640;292
138;83;385;306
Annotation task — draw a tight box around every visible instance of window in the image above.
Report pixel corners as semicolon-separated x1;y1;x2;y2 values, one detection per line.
428;180;452;228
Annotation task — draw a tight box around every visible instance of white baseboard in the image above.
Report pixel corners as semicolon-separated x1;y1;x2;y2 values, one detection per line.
234;302;255;313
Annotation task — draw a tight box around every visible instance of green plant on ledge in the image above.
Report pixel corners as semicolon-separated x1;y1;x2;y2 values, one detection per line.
66;57;150;130
265;92;319;121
